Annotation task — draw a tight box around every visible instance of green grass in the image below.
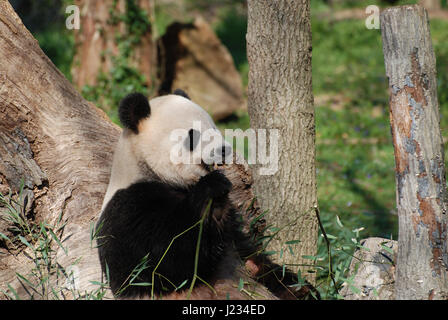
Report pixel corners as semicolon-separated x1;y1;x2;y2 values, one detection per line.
312;15;448;242
0;182;108;300
213;9;398;238
311;16;397;242
215;6;448;237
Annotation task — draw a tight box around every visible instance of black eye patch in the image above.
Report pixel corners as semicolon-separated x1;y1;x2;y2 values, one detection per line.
185;129;200;151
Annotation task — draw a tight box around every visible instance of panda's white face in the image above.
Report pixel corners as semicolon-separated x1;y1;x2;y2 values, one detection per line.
102;93;232;210
130;94;230;185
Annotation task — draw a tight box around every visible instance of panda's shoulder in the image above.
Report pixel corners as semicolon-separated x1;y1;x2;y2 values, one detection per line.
124;180;175;195
107;181;187;211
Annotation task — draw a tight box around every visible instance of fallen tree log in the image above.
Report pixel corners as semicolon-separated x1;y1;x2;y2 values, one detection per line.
0;1;268;300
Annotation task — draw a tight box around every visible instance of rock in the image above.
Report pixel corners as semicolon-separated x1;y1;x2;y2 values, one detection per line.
341;237;397;300
158;17;245;121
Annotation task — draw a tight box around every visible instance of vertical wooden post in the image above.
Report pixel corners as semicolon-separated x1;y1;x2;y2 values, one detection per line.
381;5;448;299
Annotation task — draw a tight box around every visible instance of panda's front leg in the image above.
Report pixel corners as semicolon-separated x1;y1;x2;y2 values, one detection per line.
189;170;232;220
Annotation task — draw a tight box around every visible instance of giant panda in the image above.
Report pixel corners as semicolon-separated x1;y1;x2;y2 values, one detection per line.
96;90;317;300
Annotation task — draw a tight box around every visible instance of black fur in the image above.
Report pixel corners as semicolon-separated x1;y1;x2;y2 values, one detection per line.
118;93;150;134
173;88;190;100
185;129;200;151
96;170;253;298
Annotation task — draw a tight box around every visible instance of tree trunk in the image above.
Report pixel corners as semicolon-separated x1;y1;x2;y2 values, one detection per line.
381;4;448;300
246;0;318;281
0;1;272;300
71;0;157;103
0;0;120;299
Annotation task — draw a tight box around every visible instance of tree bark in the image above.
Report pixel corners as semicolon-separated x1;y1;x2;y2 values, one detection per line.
0;0;119;299
0;1;271;300
71;0;157;98
381;4;448;300
246;0;318;281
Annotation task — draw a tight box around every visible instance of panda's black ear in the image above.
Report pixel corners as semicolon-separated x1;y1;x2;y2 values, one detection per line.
119;93;150;134
173;88;190;100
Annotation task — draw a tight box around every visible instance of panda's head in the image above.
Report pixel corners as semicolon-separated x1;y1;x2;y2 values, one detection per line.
102;91;232;207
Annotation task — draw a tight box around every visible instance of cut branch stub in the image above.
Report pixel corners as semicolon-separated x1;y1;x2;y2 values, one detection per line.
381;4;448;300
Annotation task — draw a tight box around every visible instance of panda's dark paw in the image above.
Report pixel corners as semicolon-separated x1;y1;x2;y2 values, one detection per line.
197;170;232;199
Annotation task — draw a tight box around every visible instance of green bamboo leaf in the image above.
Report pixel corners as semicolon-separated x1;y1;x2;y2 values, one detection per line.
336;215;344;228
349;285;361;295
175;279;188;291
18;235;32;250
249;210;267;227
288;246;294;255
285;240;300;245
380;244;394;255
130;282;152;287
16;272;34;288
51;287;61;300
7;284;20;300
356;244;371;252
0;232;11;242
48;228;67;254
301;255;316;260
237;278;244;291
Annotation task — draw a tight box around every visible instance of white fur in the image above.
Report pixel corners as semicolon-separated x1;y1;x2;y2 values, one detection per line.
101;94;230;211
